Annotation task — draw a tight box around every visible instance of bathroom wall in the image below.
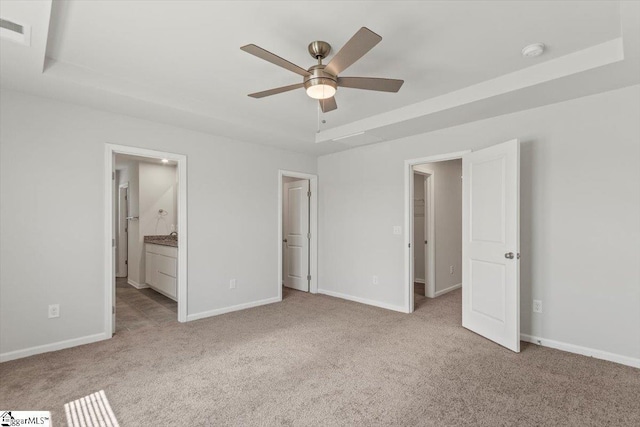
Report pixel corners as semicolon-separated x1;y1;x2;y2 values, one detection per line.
138;162;178;284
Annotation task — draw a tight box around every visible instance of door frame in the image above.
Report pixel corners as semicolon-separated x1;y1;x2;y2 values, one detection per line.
413;168;435;298
116;182;129;278
277;170;318;300
404;150;470;313
104;143;188;338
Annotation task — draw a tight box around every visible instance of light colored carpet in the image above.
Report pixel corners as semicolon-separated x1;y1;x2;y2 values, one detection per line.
1;288;639;426
65;390;120;427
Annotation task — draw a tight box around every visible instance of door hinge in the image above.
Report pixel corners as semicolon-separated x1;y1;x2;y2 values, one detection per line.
112;306;115;314
125;227;127;233
112;171;115;180
408;243;411;248
307;191;311;198
307;274;311;281
112;238;115;247
307;232;311;239
125;259;128;265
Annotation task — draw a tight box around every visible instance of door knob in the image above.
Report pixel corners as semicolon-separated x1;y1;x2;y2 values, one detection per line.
505;252;515;259
283;239;288;243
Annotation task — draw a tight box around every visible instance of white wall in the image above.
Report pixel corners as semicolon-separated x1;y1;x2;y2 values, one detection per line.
318;85;640;361
139;163;177;237
138;162;177;284
429;159;462;293
0;90;316;358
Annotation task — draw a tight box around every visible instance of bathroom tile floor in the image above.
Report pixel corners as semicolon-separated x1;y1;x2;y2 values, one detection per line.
115;277;177;332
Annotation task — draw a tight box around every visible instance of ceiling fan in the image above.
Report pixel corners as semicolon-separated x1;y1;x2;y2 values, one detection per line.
240;27;404;113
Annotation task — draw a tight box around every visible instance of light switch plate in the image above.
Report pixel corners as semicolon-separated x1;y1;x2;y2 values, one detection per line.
393;226;401;235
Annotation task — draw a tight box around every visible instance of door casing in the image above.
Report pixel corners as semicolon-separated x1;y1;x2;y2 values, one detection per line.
105;143;188;338
283;179;310;292
278;170;318;300
413;168;435;298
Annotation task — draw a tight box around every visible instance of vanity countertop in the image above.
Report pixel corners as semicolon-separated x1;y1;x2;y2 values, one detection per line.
144;235;178;248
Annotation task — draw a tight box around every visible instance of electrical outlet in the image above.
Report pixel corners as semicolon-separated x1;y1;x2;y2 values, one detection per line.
533;300;542;313
450;266;454;275
229;279;237;289
372;275;379;285
393;226;401;235
48;304;60;318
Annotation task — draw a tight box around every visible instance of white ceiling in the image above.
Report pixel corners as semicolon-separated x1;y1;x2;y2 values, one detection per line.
1;1;638;155
115;153;177;169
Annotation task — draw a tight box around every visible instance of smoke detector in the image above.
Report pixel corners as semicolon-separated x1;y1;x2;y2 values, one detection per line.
521;43;545;58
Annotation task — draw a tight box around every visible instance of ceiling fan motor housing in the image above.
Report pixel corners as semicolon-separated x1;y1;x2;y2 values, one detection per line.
304;40;338;99
303;64;338;97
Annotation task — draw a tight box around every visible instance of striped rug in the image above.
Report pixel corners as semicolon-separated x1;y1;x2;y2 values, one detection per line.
64;390;120;427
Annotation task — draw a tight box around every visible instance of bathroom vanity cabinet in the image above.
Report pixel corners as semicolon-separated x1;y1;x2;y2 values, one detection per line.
145;243;178;301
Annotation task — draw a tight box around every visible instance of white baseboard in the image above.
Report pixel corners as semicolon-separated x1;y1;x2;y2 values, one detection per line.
186;296;281;322
317;289;407;313
414;279;425;284
520;334;640;369
127;278;148;289
435;283;461;297
0;332;109;363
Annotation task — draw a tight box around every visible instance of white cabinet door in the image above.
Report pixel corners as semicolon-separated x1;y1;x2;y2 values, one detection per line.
462;139;520;352
283;179;310;292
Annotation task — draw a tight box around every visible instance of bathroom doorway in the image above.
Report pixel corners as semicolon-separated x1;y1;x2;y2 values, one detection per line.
106;144;188;337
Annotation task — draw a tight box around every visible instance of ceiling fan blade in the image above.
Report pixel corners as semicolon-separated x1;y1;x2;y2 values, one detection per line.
241;44;310;77
338;77;404;92
319;97;337;113
324;27;382;76
248;83;304;98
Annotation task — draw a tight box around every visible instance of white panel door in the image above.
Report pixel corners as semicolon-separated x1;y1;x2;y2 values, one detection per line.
283;179;310;291
462;139;520;352
116;185;128;278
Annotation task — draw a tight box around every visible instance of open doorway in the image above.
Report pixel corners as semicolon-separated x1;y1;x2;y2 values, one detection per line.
105;144;188;338
405;141;521;353
113;153;179;333
411;160;462;311
278;170;318;300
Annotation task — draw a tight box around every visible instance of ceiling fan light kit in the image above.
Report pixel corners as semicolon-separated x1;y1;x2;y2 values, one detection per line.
241;27;404;112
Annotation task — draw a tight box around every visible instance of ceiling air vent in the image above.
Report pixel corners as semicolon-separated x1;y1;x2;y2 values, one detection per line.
0;18;31;46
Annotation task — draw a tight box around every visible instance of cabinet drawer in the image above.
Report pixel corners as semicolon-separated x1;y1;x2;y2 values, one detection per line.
155;254;177;278
145;243;178;258
155;272;176;299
